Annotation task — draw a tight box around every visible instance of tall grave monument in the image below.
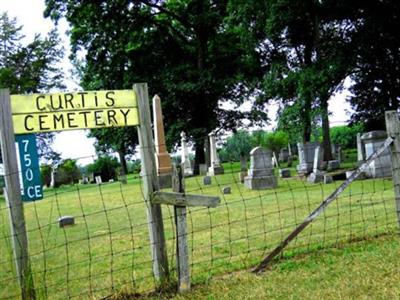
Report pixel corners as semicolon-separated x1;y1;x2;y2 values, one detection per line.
207;131;224;176
153;95;172;188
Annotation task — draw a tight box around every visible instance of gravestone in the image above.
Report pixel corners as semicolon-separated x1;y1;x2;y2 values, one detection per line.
279;149;289;162
357;133;365;162
153;95;173;188
361;131;392;178
207;131;224;176
337;146;343;163
346;170;366;180
222;186;231;194
199;164;208;176
58;216;75;228
288;143;292;156
181;132;193;176
307;146;324;183
296;142;321;176
323;174;333;184
50;167;57;188
239;171;247;183
244;147;277;190
203;176;212;185
272;152;279;168
279;168;291;178
95;175;102;184
327;160;340;171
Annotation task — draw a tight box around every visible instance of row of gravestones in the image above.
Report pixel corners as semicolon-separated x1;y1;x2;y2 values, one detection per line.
152;96;392;190
203;130;392;190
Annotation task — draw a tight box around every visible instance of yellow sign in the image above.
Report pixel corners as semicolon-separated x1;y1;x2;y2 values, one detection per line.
10;90;139;133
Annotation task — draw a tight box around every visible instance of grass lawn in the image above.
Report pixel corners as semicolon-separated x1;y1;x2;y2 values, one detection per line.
0;157;398;299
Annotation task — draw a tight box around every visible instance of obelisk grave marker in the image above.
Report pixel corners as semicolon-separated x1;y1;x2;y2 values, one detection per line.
153;95;172;188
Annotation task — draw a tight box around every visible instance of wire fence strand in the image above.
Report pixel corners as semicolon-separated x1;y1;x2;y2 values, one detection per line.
0;141;399;299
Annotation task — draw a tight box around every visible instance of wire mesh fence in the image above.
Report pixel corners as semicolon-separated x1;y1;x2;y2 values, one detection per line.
0;141;398;299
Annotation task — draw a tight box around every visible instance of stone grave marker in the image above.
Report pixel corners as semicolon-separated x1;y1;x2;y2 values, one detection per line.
244;147;277;190
361;130;392;178
279;168;291;178
207;131;224;176
58;216;75;228
297;142;321;176
199;164;208;176
222;186;231;194
95;175;102;184
327;160;340;171
153;95;172;188
181;132;193;176
307;146;324;183
203;176;212;185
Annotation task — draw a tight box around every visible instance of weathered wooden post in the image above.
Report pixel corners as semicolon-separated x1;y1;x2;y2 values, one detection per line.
385;110;400;227
0;89;35;299
134;83;169;281
152;164;220;292
172;164;190;292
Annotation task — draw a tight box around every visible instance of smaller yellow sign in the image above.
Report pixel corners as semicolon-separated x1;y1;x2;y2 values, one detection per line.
11;90;139;134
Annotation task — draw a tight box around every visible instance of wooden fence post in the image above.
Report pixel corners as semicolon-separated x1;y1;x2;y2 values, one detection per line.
172;164;190;292
0;89;35;299
134;83;169;282
385;110;400;227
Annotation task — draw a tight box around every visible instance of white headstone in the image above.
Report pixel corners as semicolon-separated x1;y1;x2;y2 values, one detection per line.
180;132;193;176
95;175;102;184
313;146;321;173
207;131;224;176
357;133;365;161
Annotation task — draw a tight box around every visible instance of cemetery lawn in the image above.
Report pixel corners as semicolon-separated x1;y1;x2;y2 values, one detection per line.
160;234;400;300
0;157;398;299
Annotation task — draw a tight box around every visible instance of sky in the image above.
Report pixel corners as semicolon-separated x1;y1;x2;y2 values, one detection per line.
1;0;353;164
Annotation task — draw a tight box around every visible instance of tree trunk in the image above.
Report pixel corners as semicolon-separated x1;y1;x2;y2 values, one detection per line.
204;136;211;167
193;138;206;175
302;43;313;143
321;94;333;161
302;96;312;143
117;149;128;184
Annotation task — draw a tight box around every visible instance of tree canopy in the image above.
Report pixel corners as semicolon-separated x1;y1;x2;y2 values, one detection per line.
0;12;64;162
44;0;264;173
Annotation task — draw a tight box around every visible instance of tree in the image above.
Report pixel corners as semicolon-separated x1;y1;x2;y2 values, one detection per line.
330;124;364;149
44;0;264;174
87;156;119;183
87;127;138;183
0;12;64;160
348;1;400;130
228;0;358;161
262;130;289;155
56;159;81;185
225;130;253;171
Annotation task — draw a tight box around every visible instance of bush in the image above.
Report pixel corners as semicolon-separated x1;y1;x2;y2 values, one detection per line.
56;159;81;185
330;123;364;149
87;156;119;182
262;130;289;154
41;164;52;187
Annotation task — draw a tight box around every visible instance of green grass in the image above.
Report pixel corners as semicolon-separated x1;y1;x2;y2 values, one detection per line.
0;159;398;299
154;234;400;300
